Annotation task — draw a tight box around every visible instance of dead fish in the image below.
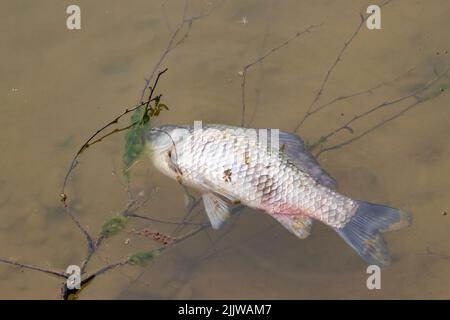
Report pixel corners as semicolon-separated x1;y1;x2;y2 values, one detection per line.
145;124;411;266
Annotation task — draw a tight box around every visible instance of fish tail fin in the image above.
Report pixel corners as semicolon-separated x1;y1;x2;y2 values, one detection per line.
335;201;412;267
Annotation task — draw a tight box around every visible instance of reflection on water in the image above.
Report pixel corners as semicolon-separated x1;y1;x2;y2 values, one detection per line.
0;0;449;299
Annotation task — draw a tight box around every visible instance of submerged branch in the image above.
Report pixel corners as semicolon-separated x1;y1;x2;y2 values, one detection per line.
315;68;450;157
60;68;168;207
294;0;395;132
138;0;225;103
240;23;322;127
85;222;211;280
294;15;365;132
0;258;67;279
126;212;204;226
308;65;417;117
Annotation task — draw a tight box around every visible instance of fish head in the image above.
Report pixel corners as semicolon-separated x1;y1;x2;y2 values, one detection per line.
146;125;190;152
145;125;190;178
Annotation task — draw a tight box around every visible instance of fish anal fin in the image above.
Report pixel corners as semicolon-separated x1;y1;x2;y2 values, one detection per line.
272;213;313;239
202;193;231;229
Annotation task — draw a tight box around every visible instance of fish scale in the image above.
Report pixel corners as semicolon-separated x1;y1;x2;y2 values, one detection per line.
146;124;411;266
173;126;356;228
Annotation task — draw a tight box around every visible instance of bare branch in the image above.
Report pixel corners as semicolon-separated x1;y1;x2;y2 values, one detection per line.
126;212;204;226
87;222;210;279
61;67;168;206
138;0;225;103
308;66;417;117
294;16;365;132
315;68;450;157
294;0;395;132
0;258;67;278
64;206;95;252
241;23;322;127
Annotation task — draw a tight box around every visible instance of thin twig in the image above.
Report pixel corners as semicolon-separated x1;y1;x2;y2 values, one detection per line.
61;68;168;205
294;15;365;132
247;0;274;127
0;258;67;278
308;65;417;117
61;102;144;201
126;212;204;226
294;0;395;132
171;197;202;237
425;247;450;260
65;206;95;252
138;0;225;103
316;68;450;157
86;222;210;279
80;199;137;273
240;23;322;127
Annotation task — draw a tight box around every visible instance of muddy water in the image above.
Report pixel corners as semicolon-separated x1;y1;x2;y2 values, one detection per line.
0;0;449;299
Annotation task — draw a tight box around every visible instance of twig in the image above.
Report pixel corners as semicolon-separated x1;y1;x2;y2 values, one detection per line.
86;222;210;279
160;0;173;32
294;15;365;132
308;65;417;117
199;220;277;263
61;68;168;206
3;0;227;300
80;199;137;273
90;260;130;278
240;23;322;127
138;0;225;104
61;102;144;203
316;68;450;157
0;258;67;278
65;206;95;252
126;212;204;226
247;0;274;127
171;197;203;237
294;0;395;132
425;247;450;260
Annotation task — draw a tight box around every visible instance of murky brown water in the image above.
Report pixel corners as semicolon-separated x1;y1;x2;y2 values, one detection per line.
0;0;449;299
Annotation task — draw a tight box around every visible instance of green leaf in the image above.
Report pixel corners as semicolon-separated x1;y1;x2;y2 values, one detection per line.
154;95;161;106
122;106;150;178
142;113;150;124
122;97;170;178
101;215;128;238
128;250;160;266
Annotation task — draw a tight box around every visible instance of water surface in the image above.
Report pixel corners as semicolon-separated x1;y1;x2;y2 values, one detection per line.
0;0;449;299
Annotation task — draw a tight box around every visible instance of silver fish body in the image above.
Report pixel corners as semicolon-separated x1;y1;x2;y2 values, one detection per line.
146;124;411;266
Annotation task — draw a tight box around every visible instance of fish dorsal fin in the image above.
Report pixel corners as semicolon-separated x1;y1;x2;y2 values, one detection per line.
272;214;313;239
278;131;338;189
202;193;231;229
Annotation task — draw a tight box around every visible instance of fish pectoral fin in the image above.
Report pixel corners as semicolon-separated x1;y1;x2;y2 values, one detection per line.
202;193;231;230
272;213;313;239
198;178;238;203
278;131;338;189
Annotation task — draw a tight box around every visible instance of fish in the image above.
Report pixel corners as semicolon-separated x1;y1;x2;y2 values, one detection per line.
145;123;412;266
